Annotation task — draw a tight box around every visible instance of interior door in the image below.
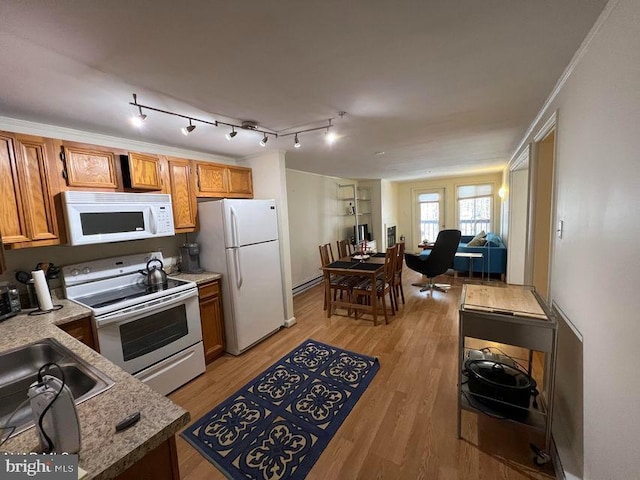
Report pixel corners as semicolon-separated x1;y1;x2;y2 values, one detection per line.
414;188;444;247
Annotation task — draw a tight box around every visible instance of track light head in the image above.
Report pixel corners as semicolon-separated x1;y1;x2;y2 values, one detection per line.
325;131;337;145
181;119;196;136
259;135;268;147
130;101;147;127
130;112;146;127
225;127;237;141
294;134;301;148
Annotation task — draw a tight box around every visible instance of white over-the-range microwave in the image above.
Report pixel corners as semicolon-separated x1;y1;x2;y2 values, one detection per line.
62;191;175;246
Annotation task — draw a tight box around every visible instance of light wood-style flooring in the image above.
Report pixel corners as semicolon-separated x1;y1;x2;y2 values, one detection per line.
169;268;554;480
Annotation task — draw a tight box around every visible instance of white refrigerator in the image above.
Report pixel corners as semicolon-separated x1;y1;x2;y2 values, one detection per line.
196;199;285;355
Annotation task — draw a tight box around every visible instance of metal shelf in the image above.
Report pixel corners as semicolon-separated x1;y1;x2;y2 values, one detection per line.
338;184;371;243
460;377;546;431
457;284;558;464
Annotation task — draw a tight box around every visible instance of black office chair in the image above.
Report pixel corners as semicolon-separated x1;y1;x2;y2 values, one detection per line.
405;229;461;292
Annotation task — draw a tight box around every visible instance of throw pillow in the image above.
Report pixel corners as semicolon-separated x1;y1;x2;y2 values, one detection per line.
467;230;486;246
485;232;502;247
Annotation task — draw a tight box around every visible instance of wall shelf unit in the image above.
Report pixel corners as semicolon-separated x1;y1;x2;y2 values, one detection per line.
338;184;372;247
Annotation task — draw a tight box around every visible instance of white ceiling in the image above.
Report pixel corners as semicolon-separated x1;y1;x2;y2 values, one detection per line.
0;1;606;181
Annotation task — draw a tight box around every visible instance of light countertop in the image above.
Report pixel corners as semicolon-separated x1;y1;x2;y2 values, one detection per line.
169;271;222;285
0;299;190;480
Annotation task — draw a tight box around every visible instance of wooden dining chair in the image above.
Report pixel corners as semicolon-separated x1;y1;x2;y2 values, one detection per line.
352;244;397;324
319;243;358;312
391;241;405;310
336;239;350;259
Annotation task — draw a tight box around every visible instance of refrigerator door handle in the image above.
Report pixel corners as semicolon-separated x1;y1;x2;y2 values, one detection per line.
230;206;239;247
234;248;243;289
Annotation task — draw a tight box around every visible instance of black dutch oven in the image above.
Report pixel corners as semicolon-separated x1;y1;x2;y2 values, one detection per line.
464;359;538;419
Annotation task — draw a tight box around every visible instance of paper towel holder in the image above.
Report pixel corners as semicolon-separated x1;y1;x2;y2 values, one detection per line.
28;269;64;316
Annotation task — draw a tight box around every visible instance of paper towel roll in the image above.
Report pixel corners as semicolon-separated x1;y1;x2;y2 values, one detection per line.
32;270;54;311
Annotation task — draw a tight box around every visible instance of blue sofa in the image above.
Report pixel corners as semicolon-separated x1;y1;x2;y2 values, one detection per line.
419;232;507;279
454;233;507;279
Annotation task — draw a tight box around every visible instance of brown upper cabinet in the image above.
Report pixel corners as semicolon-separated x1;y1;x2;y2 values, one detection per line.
62;142;120;189
167;158;197;233
227;166;254;198
0;132;61;248
195;162;227;196
122;152;163;191
194;162;253;198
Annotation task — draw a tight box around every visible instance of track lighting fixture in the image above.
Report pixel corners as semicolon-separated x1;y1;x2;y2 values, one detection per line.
128;93;344;149
129;93;147;127
225;126;237;141
181;119;196;135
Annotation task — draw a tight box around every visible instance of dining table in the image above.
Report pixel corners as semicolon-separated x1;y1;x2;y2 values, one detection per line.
321;253;387;326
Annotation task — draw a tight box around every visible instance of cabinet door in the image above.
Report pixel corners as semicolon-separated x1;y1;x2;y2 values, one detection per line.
198;280;225;363
127;152;163;190
14;135;59;242
168;158;197;232
58;317;99;351
227;166;253;198
63;144;119;188
0;133;29;243
195;162;228;197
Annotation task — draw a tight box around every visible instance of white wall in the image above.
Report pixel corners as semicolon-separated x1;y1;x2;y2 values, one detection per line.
238;151;295;325
285;170;356;289
511;1;639;477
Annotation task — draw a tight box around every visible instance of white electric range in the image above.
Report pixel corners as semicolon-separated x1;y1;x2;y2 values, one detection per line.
62;252;205;395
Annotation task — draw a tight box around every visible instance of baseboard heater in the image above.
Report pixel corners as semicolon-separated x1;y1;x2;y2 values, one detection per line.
292;276;323;296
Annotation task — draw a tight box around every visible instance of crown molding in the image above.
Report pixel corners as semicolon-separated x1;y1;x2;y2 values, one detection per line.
510;0;620;164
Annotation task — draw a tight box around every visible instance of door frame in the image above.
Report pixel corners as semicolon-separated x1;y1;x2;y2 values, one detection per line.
527;111;558;301
507;146;531;285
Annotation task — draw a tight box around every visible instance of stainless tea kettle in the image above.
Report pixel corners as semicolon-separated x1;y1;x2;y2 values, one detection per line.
139;258;168;286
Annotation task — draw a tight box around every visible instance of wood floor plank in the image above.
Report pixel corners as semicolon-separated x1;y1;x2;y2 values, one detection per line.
169;270;554;479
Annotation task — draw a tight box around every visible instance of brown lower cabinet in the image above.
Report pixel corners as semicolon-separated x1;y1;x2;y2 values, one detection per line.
198;280;225;363
115;436;180;480
57;316;99;352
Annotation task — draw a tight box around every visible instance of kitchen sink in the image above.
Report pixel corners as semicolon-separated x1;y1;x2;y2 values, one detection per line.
0;338;114;440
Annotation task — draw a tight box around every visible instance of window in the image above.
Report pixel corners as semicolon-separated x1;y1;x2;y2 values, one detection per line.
418;192;440;242
457;184;493;235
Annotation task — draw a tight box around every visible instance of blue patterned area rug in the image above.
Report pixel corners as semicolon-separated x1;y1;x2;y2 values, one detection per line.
181;339;380;480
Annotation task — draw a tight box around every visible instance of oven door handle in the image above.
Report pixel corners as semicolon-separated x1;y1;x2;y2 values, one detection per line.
95;288;198;327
